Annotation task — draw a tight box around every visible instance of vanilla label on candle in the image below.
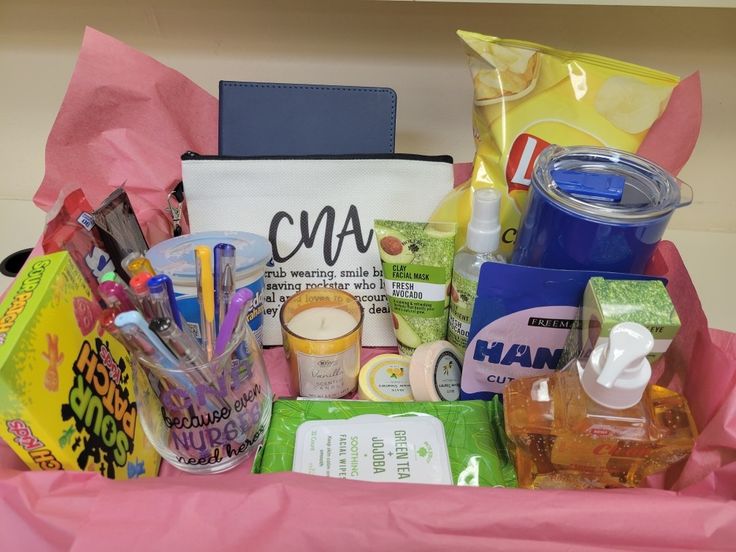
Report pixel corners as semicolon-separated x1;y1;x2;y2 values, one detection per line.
292;414;452;485
297;345;360;398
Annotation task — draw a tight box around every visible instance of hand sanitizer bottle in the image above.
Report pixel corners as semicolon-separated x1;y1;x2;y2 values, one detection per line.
447;188;505;355
503;322;697;489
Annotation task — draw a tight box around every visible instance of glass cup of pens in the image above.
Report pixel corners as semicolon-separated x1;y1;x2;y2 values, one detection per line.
126;297;272;474
109;243;273;475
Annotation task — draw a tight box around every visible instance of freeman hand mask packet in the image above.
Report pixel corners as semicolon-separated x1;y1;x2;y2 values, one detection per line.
460;263;662;400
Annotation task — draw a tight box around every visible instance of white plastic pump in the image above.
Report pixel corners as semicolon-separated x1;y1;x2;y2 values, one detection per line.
466;188;501;253
580;322;654;409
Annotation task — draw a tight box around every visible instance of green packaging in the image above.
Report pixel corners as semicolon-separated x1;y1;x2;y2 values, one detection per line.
374;220;456;356
253;398;517;488
561;277;680;366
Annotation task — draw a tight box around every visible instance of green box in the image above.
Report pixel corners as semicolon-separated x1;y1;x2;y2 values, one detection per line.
562;277;680;366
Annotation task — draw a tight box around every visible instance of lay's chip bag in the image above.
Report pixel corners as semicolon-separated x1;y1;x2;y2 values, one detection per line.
433;31;685;256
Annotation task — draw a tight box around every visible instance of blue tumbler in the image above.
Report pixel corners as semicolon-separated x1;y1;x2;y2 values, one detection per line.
511;146;693;274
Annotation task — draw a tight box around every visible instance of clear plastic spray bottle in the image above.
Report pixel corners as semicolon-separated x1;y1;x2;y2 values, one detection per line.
447;188;505;355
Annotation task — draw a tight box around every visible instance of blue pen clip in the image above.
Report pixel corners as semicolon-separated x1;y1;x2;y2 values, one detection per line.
552;169;625;202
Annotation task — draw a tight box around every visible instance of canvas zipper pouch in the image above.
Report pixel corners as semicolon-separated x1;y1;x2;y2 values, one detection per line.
182;153;454;346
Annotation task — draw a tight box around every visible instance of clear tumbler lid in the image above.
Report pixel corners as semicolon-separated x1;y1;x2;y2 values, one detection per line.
532;145;692;222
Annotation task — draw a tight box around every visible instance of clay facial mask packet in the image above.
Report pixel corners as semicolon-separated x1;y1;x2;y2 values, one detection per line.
253;398;516;487
374;220;456;356
460;263;662;401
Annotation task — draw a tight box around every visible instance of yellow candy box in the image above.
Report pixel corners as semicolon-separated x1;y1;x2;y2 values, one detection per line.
0;251;159;478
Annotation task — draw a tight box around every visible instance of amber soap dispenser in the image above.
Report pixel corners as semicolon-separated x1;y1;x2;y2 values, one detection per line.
504;322;697;489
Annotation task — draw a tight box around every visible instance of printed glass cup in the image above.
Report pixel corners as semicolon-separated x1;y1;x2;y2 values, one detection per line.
132;319;272;474
280;287;363;398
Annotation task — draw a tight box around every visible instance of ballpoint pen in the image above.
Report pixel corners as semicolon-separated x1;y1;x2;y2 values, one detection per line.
115;311;194;413
147;273;184;330
114;310;179;370
214;288;253;356
149;317;229;411
149;317;206;367
214;243;236;335
128;256;156;277
147;274;177;322
122;251;143;278
130;272;154;319
99;306;125;341
99;281;137;312
100;271;122;284
194;245;216;360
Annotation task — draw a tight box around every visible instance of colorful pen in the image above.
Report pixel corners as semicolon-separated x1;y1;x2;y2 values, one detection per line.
99;281;137;312
100;271;120;284
194;246;216;360
149;273;184;330
114;310;179;369
214;288;253;356
130;272;154;319
128;256;156;277
149;317;206;368
149;317;226;410
99;306;123;338
101;307;153;360
147;275;176;322
122;251;143;278
214;243;236;335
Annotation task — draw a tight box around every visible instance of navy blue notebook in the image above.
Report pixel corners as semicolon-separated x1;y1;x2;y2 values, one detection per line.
218;81;396;156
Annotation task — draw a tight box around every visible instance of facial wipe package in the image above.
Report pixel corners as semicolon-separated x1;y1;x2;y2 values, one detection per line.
253;398;516;487
460;263;662;401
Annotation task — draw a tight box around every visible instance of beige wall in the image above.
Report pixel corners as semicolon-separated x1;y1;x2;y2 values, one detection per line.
1;0;734;233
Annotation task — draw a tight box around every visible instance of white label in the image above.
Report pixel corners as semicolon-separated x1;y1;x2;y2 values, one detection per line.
77;211;95;231
384;279;447;302
595;336;673;354
369;361;413;401
293;414;452;485
434;351;461;401
297;345;359;398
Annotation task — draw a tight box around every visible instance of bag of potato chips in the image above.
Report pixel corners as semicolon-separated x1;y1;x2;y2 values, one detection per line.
433;30;691;257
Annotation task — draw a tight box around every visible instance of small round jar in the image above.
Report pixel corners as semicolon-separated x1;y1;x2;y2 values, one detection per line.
358;354;414;402
409;340;462;401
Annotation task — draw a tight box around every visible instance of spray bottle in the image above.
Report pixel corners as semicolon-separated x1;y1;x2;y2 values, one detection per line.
447;188;505;355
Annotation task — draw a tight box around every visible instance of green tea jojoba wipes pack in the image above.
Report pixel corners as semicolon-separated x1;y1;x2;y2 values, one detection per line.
253;398;516;487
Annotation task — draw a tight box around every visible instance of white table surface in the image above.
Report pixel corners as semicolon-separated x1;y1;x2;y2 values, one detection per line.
0;198;733;333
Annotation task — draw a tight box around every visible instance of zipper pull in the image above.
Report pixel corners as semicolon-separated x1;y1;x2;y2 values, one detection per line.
166;183;184;237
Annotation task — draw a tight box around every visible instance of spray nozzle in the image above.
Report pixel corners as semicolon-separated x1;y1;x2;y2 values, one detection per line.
467;188;501;253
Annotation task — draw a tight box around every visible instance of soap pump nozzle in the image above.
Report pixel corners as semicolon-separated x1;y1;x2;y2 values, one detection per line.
581;322;653;409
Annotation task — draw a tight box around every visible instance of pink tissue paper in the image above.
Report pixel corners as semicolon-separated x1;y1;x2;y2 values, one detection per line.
2;27;734;551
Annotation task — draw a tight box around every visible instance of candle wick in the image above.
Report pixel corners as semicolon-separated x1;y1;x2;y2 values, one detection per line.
320;317;326;330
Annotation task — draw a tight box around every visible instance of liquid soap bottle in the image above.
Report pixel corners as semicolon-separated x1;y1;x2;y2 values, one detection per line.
504;322;697;489
447;188;505;355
